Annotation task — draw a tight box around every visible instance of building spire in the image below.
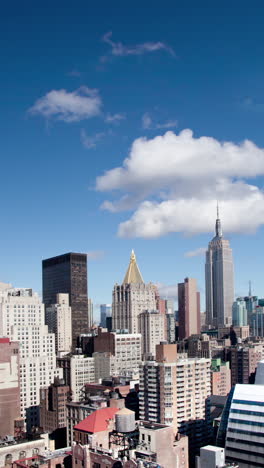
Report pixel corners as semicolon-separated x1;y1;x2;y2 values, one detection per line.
215;201;223;237
123;250;144;284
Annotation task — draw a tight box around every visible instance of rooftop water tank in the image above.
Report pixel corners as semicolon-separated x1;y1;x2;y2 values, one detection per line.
115;408;135;433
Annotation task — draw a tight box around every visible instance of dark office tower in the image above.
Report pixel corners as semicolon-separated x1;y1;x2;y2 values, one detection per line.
42;253;88;347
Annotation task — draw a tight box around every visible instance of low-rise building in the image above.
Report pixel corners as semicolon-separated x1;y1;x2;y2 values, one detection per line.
0;434;49;468
72;408;189;468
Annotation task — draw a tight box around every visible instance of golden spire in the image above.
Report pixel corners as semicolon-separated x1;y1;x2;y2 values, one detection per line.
123;250;144;284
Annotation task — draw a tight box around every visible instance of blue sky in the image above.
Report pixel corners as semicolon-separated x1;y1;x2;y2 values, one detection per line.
1;1;264;319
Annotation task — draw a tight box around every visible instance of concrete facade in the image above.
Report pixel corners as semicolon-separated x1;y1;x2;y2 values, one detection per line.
178;278;200;339
45;294;72;354
0;338;20;437
138;310;165;359
139;344;211;461
93;329;142;378
0;287;62;429
70;355;95;402
112;251;156;334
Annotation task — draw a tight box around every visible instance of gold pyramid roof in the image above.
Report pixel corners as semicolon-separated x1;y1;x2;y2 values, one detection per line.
123;250;144;284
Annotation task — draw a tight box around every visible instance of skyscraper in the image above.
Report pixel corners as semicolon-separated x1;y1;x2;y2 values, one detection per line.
100;304;111;327
42;252;89;347
178;277;200;339
45;293;72;354
112;250;157;334
205;206;234;328
0;286;62;430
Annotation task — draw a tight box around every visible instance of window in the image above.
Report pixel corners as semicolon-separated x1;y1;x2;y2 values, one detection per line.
5;454;12;465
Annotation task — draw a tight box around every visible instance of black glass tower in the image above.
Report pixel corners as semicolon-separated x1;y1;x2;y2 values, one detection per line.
42;252;88;347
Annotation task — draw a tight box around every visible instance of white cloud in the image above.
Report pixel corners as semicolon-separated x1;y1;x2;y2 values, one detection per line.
86;250;105;260
105;113;126;123
96;129;264;238
184;247;207;258
141;113;177;130
81;129;105;149
156;119;178;129
29;86;102;122
142;113;152;129
102;31;175;58
156;282;178;300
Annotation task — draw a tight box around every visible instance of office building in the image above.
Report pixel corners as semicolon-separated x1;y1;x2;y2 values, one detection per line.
112;250;157;334
100;304;111;328
205;207;234;328
45;293;72;354
138;309;165;359
42;252;89;347
211;359;231;396
251;306;264;336
93;328;142;378
178;277;201;339
39;378;70;448
88;298;93;330
139;343;211;461
166;312;176;343
0;337;20;437
232;298;247;327
0;286;62;429
225;383;264;467
228;344;263;386
70;355;95;402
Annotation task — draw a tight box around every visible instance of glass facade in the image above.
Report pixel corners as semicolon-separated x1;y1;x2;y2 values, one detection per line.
42;253;88;347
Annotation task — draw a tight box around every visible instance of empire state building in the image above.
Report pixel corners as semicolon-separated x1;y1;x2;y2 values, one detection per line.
205;207;234;328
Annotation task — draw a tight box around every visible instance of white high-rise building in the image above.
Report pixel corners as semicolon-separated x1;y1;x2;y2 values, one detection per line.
70;355;95;402
205;206;234;328
45;293;72;354
0;286;62;429
140;343;211;459
112;250;157;334
138;309;165;359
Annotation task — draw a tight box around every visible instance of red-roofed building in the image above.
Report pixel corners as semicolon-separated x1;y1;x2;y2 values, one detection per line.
74;407;119;449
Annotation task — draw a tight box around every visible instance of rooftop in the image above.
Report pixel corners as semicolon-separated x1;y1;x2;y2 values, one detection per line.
123;250;144;284
74;407;119;434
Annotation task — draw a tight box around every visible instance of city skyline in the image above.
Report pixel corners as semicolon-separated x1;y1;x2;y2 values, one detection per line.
2;2;264;317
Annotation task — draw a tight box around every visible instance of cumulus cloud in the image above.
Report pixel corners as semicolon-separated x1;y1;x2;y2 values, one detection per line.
81;129;105;149
105;113;126;123
102;32;175;58
184;247;207;257
29;86;102;122
96;129;264;238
